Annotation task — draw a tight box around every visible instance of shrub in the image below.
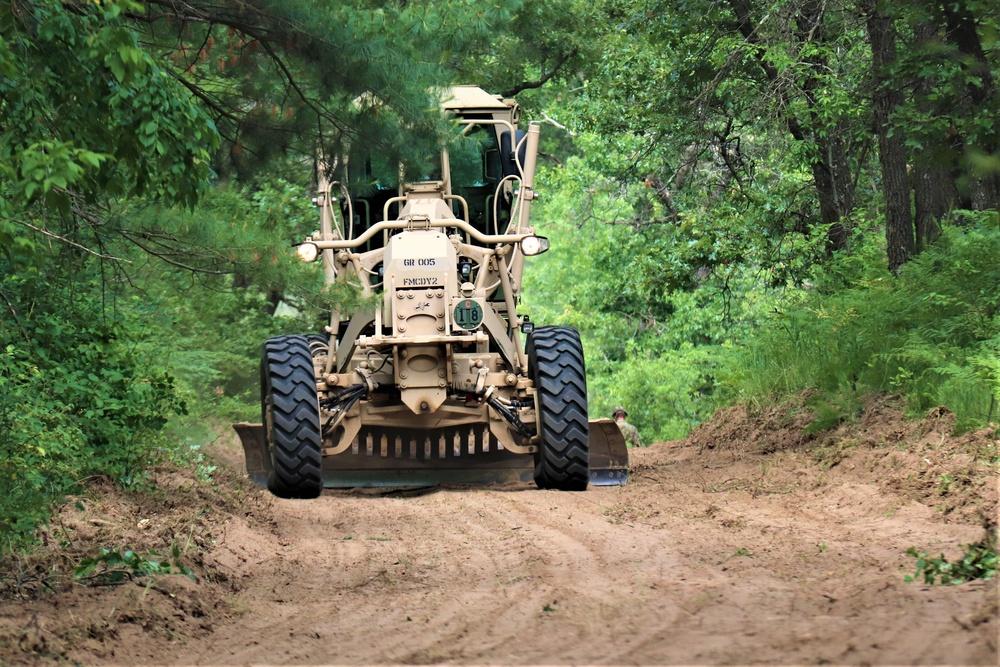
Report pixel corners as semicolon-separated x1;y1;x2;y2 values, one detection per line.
0;264;182;552
722;221;1000;431
904;529;998;585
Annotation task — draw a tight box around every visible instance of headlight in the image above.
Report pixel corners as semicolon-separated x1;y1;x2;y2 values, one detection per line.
519;235;550;256
295;241;320;263
458;258;473;279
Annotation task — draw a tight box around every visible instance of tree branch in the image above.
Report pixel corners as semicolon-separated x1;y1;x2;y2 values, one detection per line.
0;289;30;344
118;230;233;275
501;50;578;98
10;219;129;262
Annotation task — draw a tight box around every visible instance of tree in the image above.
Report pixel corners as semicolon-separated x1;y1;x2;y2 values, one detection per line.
0;0;525;549
1;0;523;261
544;0;998;280
727;0;862;254
519;0;998;437
938;0;1000;210
863;0;915;273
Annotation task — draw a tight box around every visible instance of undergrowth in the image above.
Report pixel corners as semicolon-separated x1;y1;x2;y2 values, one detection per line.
722;217;1000;432
74;545;197;586
0;269;183;553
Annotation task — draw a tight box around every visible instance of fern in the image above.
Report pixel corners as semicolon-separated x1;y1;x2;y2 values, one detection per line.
724;224;1000;430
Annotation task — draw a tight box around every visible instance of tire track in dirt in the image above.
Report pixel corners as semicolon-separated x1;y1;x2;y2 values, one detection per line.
3;403;993;666
417;489;691;664
168;433;996;666
180;485;697;665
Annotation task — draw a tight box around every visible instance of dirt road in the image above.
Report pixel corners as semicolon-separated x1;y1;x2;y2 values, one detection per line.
2;400;997;665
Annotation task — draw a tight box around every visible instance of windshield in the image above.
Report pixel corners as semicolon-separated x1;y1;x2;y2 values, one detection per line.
449;125;496;189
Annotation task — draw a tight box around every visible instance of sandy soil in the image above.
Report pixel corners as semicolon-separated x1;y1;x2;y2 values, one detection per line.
1;398;997;665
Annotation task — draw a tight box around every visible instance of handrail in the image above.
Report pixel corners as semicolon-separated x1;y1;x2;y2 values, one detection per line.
383;196;407;222
443;194;470;223
309;218;532;250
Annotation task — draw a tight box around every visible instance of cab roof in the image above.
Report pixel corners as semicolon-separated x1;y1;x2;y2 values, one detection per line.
441;86;510;112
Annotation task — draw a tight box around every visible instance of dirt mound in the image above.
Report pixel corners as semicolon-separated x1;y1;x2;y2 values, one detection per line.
686;395;998;524
0;457;272;664
0;403;996;665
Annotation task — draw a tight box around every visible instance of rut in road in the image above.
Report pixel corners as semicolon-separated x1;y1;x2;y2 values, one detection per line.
173;417;996;666
1;401;995;666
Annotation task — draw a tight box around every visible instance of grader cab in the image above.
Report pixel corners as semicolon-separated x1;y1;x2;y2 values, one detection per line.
235;86;629;496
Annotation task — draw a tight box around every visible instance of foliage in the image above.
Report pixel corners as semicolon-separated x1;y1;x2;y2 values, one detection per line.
554;0;876;262
904;530;998;585
0;0;219;217
131;181;331;431
74;544;196;586
516;0;999;445
525;160;785;442
722;220;1000;431
587;343;721;442
0;258;184;551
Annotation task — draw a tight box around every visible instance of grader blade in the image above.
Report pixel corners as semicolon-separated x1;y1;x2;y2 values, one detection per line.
586;419;630;486
234;420;629;489
233;422;270;488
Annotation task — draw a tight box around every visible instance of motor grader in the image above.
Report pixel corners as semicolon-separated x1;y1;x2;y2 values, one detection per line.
235;86;628;497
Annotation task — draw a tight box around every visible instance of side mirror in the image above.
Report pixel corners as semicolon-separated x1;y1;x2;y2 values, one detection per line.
484;147;502;181
500;130;527;179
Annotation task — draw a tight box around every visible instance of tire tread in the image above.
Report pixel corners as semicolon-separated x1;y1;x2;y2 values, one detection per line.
261;335;323;498
528;326;590;491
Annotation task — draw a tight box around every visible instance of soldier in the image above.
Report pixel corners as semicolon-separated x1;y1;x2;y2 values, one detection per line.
612;406;643;447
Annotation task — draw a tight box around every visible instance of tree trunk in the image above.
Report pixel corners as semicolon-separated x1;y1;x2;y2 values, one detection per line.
911;20;958;250
941;1;1000;210
813;132;855;253
864;0;914;273
796;1;855;254
912;165;955;250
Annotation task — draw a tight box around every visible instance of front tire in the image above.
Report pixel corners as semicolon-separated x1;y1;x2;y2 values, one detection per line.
527;326;590;491
261;335;323;499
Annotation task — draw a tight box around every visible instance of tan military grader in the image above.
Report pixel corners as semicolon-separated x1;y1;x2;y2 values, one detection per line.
235;86;628;497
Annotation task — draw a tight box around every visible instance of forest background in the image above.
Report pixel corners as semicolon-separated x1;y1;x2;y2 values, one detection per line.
1;0;998;552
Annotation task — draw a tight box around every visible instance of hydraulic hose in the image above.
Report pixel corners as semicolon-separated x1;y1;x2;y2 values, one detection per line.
320;384;368;436
486;394;536;439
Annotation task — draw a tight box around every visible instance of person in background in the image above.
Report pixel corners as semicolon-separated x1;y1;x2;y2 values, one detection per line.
612;406;643;447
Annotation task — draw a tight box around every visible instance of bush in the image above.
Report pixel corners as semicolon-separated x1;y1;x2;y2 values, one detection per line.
0;263;182;552
722;221;1000;431
588;343;721;442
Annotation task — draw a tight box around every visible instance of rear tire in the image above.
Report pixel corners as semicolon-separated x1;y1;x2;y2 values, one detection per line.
261;335;323;499
304;333;331;357
527;326;589;491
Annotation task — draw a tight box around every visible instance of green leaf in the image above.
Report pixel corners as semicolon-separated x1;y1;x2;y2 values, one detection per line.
109;57;126;82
